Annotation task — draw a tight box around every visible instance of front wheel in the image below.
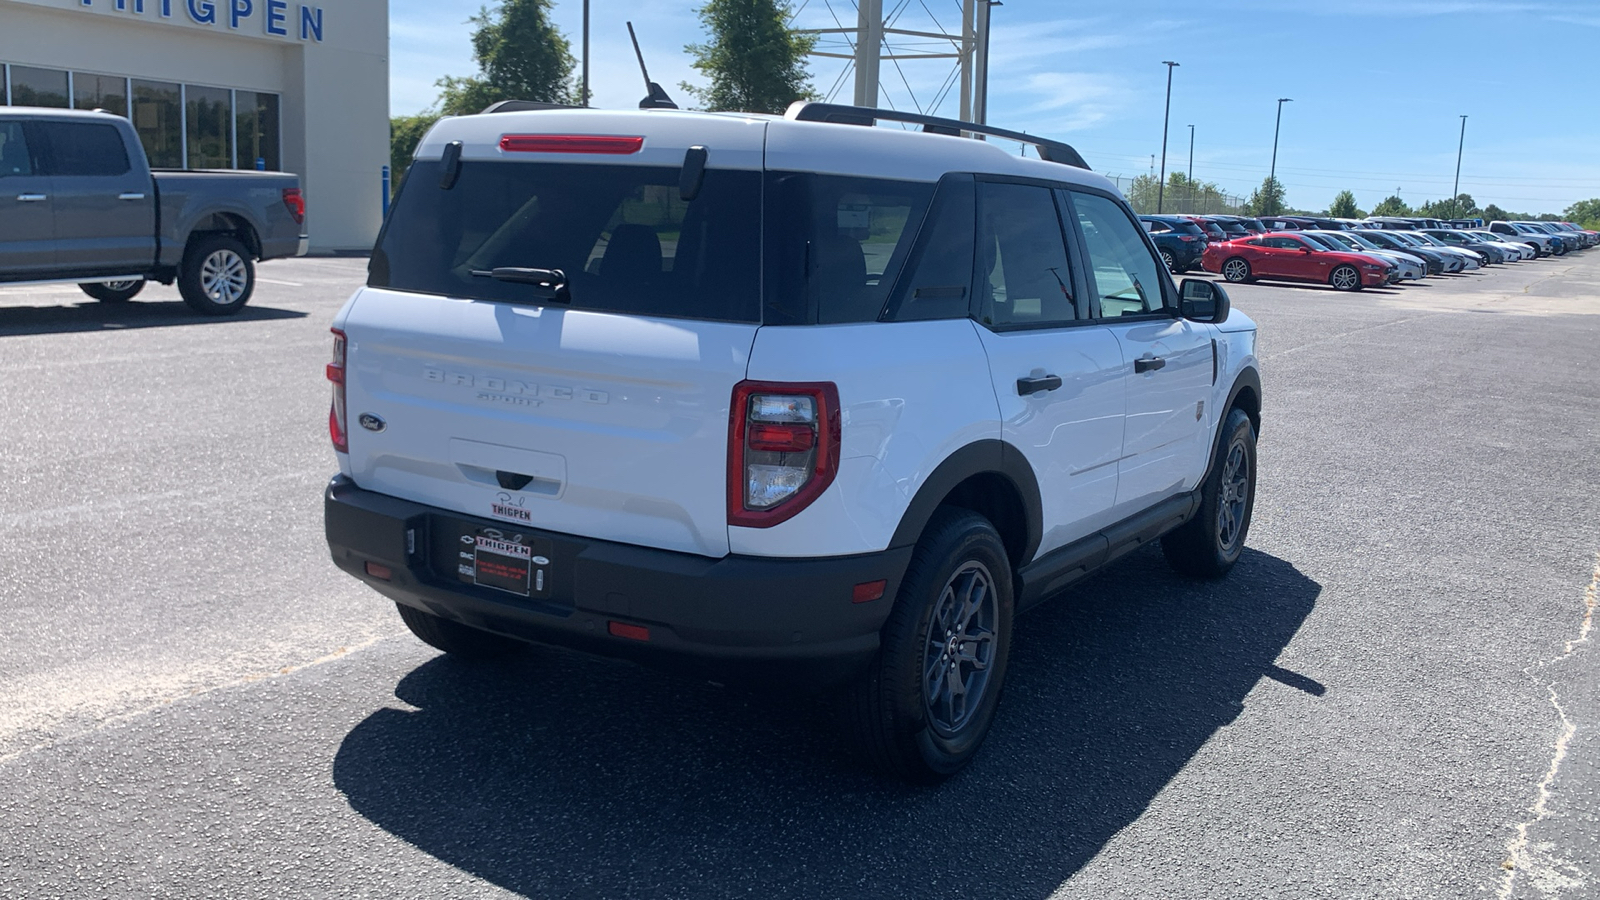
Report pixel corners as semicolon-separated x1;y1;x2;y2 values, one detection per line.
1161;407;1257;579
1221;257;1252;283
178;234;255;315
842;508;1014;784
1329;264;1362;292
79;280;145;303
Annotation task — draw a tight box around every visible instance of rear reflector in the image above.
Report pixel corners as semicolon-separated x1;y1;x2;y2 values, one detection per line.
500;134;644;154
608;621;651;642
852;580;887;603
364;562;392;581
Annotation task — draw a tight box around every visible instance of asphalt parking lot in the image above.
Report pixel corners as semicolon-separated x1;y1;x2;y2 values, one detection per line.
1;254;1596;899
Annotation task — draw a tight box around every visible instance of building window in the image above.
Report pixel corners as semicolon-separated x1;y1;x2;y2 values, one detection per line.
185;84;232;169
71;73;129;117
131;79;182;168
9;65;69;108
234;90;280;171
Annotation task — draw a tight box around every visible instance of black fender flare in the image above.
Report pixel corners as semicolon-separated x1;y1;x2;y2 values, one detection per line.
1202;366;1262;484
887;439;1042;565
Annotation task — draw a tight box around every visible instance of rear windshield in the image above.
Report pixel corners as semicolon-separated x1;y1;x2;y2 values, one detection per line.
370;160;762;322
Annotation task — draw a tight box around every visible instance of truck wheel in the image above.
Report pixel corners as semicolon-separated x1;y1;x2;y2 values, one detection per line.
842;508;1013;784
79;280;145;303
395;602;529;660
178;234;254;316
1161;407;1256;579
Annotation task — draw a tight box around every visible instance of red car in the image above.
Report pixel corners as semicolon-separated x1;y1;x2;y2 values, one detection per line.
1202;231;1393;292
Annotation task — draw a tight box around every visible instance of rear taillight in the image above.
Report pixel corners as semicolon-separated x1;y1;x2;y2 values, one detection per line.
728;381;840;528
327;328;347;453
282;188;305;225
1179;235;1199;242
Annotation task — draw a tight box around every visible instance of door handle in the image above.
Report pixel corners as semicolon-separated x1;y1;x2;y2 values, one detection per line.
1016;374;1062;396
118;192;146;201
16;193;46;202
1134;356;1167;373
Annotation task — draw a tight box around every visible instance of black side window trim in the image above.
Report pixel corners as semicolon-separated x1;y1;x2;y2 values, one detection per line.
1058;186;1178;322
964;175;1092;332
880;171;975;323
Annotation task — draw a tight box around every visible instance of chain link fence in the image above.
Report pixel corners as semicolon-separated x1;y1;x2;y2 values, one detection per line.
1101;174;1248;216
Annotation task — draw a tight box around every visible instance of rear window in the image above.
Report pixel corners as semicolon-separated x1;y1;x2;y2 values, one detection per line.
370;160;762;322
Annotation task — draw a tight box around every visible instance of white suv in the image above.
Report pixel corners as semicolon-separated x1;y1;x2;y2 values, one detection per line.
324;102;1262;783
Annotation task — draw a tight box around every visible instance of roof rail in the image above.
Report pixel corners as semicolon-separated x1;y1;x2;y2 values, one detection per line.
783;102;1090;170
479;99;583;114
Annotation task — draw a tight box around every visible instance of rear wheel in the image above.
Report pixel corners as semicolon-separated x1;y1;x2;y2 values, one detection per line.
78;280;145;303
178;234;255;315
395;603;529;660
842;508;1013;784
1221;257;1252;283
1160;248;1178;273
1329;264;1362;292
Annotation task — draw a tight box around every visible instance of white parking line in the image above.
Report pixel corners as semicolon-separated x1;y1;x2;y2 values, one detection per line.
255;278;305;286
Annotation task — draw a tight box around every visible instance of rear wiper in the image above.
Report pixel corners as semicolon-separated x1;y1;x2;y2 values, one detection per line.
470;267;570;303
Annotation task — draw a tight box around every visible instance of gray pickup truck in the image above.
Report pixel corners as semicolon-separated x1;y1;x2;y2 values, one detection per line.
0;107;307;315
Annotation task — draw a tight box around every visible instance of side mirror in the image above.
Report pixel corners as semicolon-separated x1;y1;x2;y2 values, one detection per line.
1300;246;1315;253
1179;279;1230;324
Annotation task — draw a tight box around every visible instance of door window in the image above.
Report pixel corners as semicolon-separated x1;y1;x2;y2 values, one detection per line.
973;181;1077;328
0;121;34;177
1069;191;1166;318
37;121;129;176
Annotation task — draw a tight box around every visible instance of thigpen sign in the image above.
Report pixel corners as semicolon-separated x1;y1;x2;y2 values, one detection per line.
78;0;326;42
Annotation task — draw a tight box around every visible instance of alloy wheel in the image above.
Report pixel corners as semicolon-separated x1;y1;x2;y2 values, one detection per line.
1216;438;1250;552
922;560;999;738
200;249;249;305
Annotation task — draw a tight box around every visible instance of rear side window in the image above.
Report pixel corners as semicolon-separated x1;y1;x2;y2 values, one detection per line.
38;121;130;176
884;176;974;322
974;181;1077;328
371;161;761;322
0;121;34;176
763;173;933;325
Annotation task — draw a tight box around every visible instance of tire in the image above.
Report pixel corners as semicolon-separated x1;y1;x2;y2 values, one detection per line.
1329;264;1362;292
1161;407;1257;579
178;234;255;316
395;602;529;660
79;280;145;303
1160;248;1178;273
842;508;1014;784
1221;257;1252;283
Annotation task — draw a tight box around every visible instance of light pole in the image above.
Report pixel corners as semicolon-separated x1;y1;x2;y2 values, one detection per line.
1267;96;1292;212
1269;97;1292;185
581;0;590;107
1156;61;1179;213
1187;124;1195;212
1452;115;1468;218
973;0;1001;125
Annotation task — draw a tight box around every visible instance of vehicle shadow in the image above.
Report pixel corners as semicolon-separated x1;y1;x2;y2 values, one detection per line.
0;298;305;336
332;546;1321;899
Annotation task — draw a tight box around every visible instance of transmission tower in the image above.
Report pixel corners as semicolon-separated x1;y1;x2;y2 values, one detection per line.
792;0;998;123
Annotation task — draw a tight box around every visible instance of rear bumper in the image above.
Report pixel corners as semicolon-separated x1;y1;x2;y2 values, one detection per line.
324;476;911;687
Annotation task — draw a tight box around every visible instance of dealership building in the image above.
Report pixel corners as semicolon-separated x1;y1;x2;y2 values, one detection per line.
0;0;389;252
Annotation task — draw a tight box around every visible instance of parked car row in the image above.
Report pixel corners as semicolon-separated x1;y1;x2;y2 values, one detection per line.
1140;211;1595;293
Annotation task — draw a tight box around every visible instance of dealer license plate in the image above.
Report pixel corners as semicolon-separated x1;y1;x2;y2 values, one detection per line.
456;529;552;598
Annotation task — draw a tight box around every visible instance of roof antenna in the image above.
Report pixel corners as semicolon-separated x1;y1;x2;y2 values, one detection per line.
627;22;678;110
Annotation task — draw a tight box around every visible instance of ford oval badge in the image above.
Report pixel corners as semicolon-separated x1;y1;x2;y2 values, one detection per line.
358;413;386;433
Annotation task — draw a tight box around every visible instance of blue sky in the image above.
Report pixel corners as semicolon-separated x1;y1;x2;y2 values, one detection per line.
389;0;1600;215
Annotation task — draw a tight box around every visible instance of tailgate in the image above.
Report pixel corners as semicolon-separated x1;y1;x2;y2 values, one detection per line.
340;288;754;557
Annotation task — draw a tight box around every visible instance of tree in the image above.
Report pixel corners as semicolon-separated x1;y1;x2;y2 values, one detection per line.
1482;203;1509;223
683;0;816;113
436;0;577;116
1564;198;1600;228
1327;190;1364;219
389;113;441;196
1245;176;1286;217
1371;194;1411;218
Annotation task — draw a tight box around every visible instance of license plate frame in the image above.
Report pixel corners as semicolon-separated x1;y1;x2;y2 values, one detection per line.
450;523;553;599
